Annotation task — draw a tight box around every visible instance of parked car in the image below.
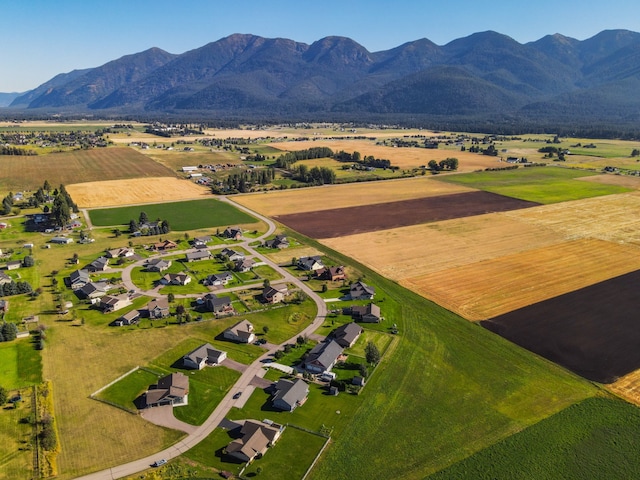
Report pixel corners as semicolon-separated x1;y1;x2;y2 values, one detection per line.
152;459;167;467
233;392;242;399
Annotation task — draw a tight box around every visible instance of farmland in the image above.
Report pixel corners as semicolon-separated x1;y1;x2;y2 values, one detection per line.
88;198;259;230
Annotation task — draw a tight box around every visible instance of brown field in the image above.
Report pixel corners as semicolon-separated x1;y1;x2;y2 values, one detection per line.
321;213;567;280
0;147;175;193
401;239;640;321
234;177;474;216
268;139;505;171
263;245;324;264
504;192;640;246
481;269;640;384
609;370;640;406
275;191;539;239
67;177;209;208
577;174;640;189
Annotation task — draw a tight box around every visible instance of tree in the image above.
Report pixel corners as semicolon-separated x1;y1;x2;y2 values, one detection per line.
167;293;175;303
1;322;18;342
51;194;70;227
632;149;640;157
358;363;369;378
262;325;269;334
296;335;305;346
428;159;439;171
365;341;380;365
0;386;7;405
263;279;271;288
43;180;51;194
175;304;185;316
139;211;148;225
22;255;34;267
128;219;138;233
113;228;122;238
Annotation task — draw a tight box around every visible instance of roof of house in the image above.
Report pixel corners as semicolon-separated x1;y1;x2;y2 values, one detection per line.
146;372;189;405
235;258;255;270
351;303;381;319
298;256;324;269
204;293;232;310
306;340;343;371
351;281;375;297
332;322;363;347
221;247;243;258
263;285;287;298
272;378;309;410
185;250;211;261
184;343;226;366
225;319;254;340
147;297;169;311
146;258;171;269
120;310;140;322
69;269;90;283
89;256;109;270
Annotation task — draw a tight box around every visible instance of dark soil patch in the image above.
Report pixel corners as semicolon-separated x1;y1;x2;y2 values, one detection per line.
481;270;640;384
274;191;539;238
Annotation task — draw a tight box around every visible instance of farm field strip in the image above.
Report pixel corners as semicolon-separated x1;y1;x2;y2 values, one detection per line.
401;238;640;321
234;176;474;216
321;213;568;280
67;177;209;208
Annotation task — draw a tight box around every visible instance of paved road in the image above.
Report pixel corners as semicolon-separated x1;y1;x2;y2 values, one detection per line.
74;196;327;480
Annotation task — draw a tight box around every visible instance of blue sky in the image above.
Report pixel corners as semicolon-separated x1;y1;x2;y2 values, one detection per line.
1;0;639;92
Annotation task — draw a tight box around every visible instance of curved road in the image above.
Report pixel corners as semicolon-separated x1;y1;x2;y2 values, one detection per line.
75;197;328;480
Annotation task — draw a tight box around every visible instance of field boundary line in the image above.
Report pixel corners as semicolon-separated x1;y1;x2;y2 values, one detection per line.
89;366;140;398
301;435;332;480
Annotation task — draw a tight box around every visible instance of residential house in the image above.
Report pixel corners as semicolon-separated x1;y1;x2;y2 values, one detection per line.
77;281;109;300
146;258;172;272
87;256;109;272
185;250;212;262
106;247;134;259
145;298;170;319
144;372;189;408
154;240;178;251
331;322;363;348
0;271;12;285
161;272;191;286
222;227;242;240
204;293;234;315
223;319;255;343
203;271;233;287
220;248;244;262
271;378;309;412
350;281;375;300
192;236;212;248
50;237;73;244
100;294;132;313
225;420;283;464
234;258;255;273
5;260;21;271
111;309;140;327
316;265;346;282
297;256;324;271
182;343;227;370
304;340;343;374
264;235;289;249
262;284;288;304
68;269;90;290
349;303;381;323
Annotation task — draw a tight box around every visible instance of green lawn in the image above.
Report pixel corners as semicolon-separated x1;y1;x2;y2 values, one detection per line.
88;198;258;231
0;387;36;480
436;166;632;203
95;368;160;413
0;338;42;389
428;396;640;479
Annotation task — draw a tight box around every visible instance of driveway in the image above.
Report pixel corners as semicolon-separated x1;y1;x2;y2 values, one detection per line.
221;357;248;373
140;405;197;434
249;375;273;389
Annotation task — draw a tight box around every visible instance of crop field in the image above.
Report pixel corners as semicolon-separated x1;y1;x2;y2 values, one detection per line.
268;139;507;171
275;191;538;239
436;166;632;203
481;269;640;383
234;176;473;216
66;177;209;208
0;148;175;194
402;238;640;321
139;147;240;172
577;173;640;188
88;198;258;230
428;397;640;480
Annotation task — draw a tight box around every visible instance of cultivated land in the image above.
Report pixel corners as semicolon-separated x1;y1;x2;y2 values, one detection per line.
234;177;474;216
67;177;209;208
0;148;175;193
275;191;539;239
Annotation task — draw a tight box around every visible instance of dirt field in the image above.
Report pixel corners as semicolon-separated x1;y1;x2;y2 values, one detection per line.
234;177;474;216
401;238;640;321
275;191;539;239
67;177;209;208
609;370;640;406
0;147;175;193
576;174;640;189
268;139;506;171
321;213;568;280
504;192;640;246
481;269;640;383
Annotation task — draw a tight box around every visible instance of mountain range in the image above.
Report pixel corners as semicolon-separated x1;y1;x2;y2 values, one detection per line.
6;30;640;127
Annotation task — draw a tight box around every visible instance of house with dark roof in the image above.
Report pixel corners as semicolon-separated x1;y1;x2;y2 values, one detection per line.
223;227;243;240
223;319;255;343
145;298;170;318
350;281;375;300
69;269;90;290
185;250;212;262
111;309;140;326
305;340;343;374
161;272;191;285
297;256;324;271
271;378;309;412
77;281;109;300
87;256;109;272
204;293;233;314
316;265;346;282
262;284;288;304
234;258;255;273
264;235;289;249
220;248;244;262
203;271;233;287
225;420;283;463
349;303;381;323
0;271;12;285
144;372;189;408
192;236;212;248
183;343;227;369
331;322;363;348
154;240;178;251
99;294;131;313
146;258;172;272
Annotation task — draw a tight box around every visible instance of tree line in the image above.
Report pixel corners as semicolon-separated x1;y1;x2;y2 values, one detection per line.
274;147;334;169
128;211;170;235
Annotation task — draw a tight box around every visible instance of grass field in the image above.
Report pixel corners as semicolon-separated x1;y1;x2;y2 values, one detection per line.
67;177;209;208
428;396;640;479
0;338;42;389
436;166;631;203
0;148;175;194
0;387;36;480
95;368;160;413
234;177;473;216
88;198;258;231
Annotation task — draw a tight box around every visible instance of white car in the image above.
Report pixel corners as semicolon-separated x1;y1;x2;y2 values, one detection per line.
152;459;167;467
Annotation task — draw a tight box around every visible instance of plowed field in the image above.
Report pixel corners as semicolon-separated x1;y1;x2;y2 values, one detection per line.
401;239;640;321
275;191;538;238
481;269;640;383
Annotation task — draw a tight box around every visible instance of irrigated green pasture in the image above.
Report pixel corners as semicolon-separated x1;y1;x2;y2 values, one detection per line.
437;166;631;203
0;338;42;389
428;397;640;479
88;198;258;231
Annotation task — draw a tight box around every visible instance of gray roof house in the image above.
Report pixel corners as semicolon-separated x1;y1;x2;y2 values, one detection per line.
272;378;309;412
350;281;375;300
234;257;255;273
220;248;244;261
203;271;234;286
225;420;282;464
69;269;90;290
185;250;212;262
204;293;233;314
223;319;255;343
305;340;343;374
297;256;324;271
350;303;381;323
146;258;172;272
87;256;109;272
145;298;170;318
331;322;363;348
144;372;189;408
264;235;289;249
183;343;227;370
223;227;243;240
77;281;109;299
